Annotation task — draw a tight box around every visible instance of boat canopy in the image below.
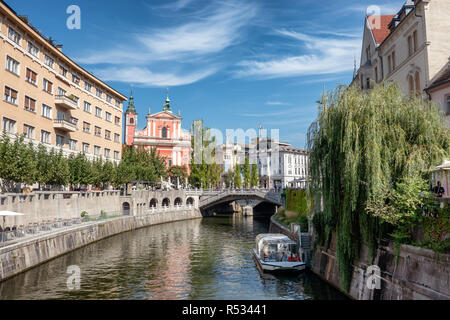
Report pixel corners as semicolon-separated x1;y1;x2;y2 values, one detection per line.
256;234;297;248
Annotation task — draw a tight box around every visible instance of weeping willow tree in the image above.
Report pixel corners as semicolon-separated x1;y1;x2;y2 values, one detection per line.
307;82;450;292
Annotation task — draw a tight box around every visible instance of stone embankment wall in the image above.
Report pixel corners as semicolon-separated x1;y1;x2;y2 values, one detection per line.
0;191;124;227
269;217;450;300
0;208;202;282
0;190;201;228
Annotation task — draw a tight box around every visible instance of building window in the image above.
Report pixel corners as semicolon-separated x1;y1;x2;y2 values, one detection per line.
388;55;392;73
409;75;415;95
59;65;68;78
84;81;92;92
106;95;112;103
4;86;18;105
69;139;78;151
366;46;370;62
23;124;35;139
375;66;379;83
114;151;120;160
26;68;37;85
115;100;121;108
94;146;101;156
95;126;101;137
114;133;120;143
446;96;450;115
366;78;370;90
115;116;120;126
56;135;65;147
24;96;36;112
105;112;112;122
27;41;39;57
41;104;52;119
57;87;67;97
104;148;111;158
408;35;413;57
2;117;16;134
83;122;91;133
6;56;20;75
40;130;51;144
83;101;91;113
44;55;54;69
8;27;21;45
96;88;102;98
392;51;396;70
162;127;168;138
413;31;418;53
95;107;102;118
415;71;421;93
82;143;90;154
72;74;81;85
105;130;111;140
43;79;53;94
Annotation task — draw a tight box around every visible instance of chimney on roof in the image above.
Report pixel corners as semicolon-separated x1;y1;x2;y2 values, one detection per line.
56;44;63;52
18;15;29;24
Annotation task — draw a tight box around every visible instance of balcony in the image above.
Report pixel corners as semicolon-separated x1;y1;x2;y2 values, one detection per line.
53;118;78;132
55;95;78;110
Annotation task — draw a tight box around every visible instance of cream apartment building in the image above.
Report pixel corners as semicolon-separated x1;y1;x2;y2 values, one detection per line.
355;0;450;119
0;1;127;163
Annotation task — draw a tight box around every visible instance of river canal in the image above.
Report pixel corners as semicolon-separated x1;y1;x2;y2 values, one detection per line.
0;216;347;300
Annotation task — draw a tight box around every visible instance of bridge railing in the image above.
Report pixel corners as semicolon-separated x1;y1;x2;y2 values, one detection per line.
199;189;283;207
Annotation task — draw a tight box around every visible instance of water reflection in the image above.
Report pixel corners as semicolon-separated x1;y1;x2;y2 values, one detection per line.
0;216;347;300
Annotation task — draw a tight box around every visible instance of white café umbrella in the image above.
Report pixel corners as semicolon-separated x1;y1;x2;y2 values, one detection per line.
0;211;25;230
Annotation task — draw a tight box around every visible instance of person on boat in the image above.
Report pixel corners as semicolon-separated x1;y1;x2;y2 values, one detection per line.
289;253;300;262
281;252;289;262
269;251;276;261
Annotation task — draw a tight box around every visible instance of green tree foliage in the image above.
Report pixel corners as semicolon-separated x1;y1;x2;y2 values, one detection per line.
120;145;167;184
168;165;188;183
67;153;92;187
234;164;242;188
36;144;52;187
243;157;251;188
251;163;259;187
47;149;70;187
307;83;450;292
285;189;313;217
189;120;221;188
0;134;168;190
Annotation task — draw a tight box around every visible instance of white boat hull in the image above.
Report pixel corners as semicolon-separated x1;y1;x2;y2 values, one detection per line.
252;249;306;272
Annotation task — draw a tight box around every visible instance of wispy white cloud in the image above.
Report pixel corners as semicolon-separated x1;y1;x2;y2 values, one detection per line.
77;1;258;64
343;3;402;15
265;101;291;106
75;1;258;87
235;29;361;79
92;66;218;87
240;106;310;118
157;0;196;11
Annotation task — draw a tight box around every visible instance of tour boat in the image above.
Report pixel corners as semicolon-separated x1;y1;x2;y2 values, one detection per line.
252;234;306;272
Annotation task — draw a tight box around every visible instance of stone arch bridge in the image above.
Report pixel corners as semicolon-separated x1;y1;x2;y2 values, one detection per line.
126;189;284;217
188;189;284;216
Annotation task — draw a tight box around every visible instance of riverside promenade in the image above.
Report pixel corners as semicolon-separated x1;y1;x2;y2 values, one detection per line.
0;189;202;282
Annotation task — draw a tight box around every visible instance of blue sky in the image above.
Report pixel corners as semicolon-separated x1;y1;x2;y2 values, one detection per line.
8;0;404;148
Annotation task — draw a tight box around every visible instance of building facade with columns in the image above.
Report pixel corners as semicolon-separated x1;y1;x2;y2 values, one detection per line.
124;91;191;171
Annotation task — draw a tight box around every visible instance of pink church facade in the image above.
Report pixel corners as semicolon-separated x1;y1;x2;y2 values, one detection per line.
124;91;191;172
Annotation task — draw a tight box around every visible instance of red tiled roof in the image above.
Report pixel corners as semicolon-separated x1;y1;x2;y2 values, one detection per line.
426;65;450;91
367;15;395;44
